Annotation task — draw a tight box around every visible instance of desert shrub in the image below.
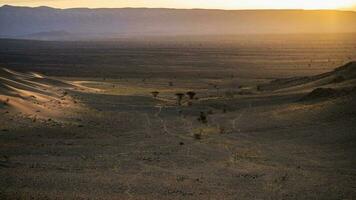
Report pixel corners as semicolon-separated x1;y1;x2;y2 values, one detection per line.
238;90;254;95
3;98;10;106
225;91;234;98
256;85;262;91
198;112;207;124
193;133;201;140
222;107;227;113
219;127;226;134
178;110;183;115
331;76;345;84
214;85;219;95
207;110;214;115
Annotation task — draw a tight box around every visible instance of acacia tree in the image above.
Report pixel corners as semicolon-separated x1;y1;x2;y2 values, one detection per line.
186;91;196;100
175;93;184;106
151;91;159;98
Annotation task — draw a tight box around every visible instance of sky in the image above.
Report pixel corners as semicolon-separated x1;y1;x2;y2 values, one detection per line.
0;0;356;10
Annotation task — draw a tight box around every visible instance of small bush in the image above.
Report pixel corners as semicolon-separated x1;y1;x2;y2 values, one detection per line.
225;91;234;98
219;127;226;134
193;133;201;140
222;108;227;113
198;112;207;124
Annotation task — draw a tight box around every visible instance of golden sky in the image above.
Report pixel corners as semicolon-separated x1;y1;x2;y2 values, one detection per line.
1;0;355;10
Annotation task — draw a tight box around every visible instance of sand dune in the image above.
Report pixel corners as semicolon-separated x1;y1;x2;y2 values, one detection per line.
0;68;79;119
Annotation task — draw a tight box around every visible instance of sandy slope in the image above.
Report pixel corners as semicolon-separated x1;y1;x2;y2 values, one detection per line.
0;68;80;120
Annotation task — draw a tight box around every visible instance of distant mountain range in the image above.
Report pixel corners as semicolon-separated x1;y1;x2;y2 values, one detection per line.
1;5;356;40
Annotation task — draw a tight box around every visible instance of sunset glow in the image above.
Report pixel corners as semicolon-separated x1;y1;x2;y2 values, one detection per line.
0;0;355;10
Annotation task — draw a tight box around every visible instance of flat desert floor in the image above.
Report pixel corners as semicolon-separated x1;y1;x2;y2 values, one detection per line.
0;35;356;199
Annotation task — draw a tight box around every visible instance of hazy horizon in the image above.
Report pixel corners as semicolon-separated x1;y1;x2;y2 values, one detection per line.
1;4;356;12
1;6;356;40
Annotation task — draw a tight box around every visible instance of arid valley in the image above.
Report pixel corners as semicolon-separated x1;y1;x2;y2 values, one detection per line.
1;33;356;199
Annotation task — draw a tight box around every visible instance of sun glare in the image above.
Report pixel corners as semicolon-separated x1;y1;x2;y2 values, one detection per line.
0;0;355;10
204;0;356;10
262;0;355;9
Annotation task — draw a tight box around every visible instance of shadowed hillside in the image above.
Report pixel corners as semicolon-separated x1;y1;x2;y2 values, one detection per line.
259;61;356;92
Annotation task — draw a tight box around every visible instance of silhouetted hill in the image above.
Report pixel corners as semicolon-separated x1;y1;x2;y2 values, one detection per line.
1;5;356;40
